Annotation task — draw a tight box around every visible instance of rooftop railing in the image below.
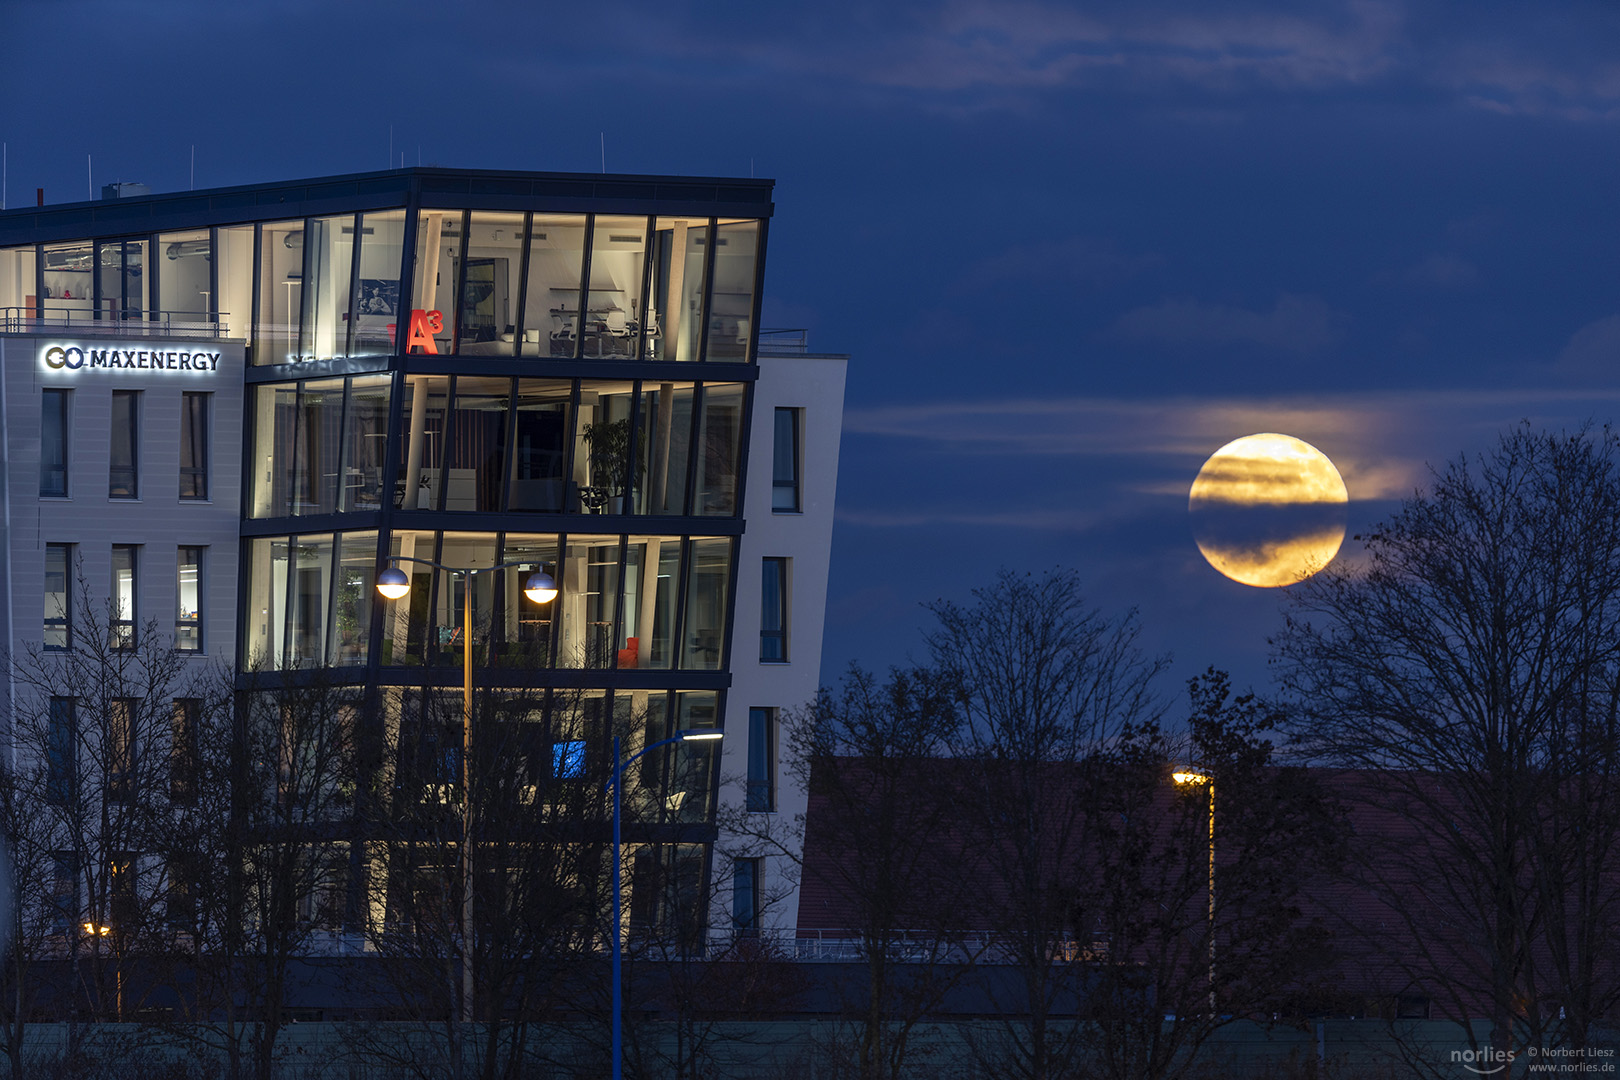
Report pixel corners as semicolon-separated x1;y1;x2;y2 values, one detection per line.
758;327;809;355
1;307;230;339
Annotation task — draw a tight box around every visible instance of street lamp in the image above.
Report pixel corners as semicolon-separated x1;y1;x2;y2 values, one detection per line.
604;729;723;1080
375;556;557;1025
1173;768;1215;1014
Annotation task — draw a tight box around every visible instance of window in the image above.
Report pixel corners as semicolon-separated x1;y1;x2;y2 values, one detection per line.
176;547;203;652
109;855;136;927
109;390;139;498
732;857;761;935
108;699;137;803
171;699;199;804
760;557;789;662
167;854;197;930
747;707;777;812
772;408;801;512
51;853;78;935
179;392;209;500
112;545;137;648
41;389;69;497
47;697;75;804
45;544;71;649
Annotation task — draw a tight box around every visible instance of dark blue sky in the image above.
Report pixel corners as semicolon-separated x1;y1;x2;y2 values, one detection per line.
7;0;1620;696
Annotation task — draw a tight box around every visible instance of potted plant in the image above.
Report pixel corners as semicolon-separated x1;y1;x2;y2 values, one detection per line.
581;418;644;513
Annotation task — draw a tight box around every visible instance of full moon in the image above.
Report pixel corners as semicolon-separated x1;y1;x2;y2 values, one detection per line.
1188;433;1349;588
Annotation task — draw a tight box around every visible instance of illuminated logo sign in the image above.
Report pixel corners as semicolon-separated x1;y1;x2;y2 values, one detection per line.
404;309;443;354
40;343;224;376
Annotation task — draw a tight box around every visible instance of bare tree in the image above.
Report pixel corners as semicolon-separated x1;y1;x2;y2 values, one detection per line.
926;568;1168;1080
1076;670;1341;1080
1274;426;1620;1062
763;663;969;1080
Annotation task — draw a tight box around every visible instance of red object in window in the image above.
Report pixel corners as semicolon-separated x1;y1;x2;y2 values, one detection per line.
617;637;639;669
405;309;443;354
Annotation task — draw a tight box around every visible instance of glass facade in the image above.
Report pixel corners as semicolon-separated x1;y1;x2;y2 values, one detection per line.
4;169;773;948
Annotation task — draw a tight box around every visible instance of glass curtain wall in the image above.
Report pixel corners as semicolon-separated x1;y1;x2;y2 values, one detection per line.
41;241;93;321
157;230;212;330
256;220;304;364
243;530;378;670
458;212;524;355
96;238;145;321
704;220;759;361
251;376;395;518
521;214;587;357
587;216;649;359
353;210;407;358
0;246;38;320
300;215;356;362
216;225;254;346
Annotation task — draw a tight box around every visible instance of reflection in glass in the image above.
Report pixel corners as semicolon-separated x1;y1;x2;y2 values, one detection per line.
682;538;731;671
300;215;355;361
458;212;524;355
694;383;744;516
649;219;710;362
352;210;406;357
509;379;571;512
41;389;68;497
339;377;390;511
256;220;303;364
180;392;209;500
45;544;70;650
109;390;139;498
521;214;587;357
446;376;509;512
559;535;621;669
244;537;289;668
427;533;496;668
586;215;649;359
705;220;758;361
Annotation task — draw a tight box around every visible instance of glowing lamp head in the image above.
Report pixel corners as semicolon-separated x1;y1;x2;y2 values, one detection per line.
523;570;558;604
678;729;724;742
376;566;411;601
1173;770;1210;786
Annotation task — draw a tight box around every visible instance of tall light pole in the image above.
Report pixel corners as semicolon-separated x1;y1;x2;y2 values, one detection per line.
376;557;557;1026
603;729;723;1080
1173;769;1215;1014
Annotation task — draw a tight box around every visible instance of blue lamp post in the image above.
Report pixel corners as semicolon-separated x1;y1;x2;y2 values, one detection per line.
604;728;723;1080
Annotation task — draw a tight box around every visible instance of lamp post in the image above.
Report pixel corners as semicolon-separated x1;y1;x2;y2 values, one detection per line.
1172;769;1215;1014
375;557;557;1026
603;729;723;1080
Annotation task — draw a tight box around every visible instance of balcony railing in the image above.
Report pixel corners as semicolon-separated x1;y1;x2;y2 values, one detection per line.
1;307;230;339
757;327;809;355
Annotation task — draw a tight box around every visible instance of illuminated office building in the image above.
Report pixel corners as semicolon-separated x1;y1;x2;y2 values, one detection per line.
0;168;842;945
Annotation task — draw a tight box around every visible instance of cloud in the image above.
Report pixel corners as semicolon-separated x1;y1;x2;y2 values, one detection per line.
1106;294;1350;356
1403;253;1480;289
1557;314;1620;379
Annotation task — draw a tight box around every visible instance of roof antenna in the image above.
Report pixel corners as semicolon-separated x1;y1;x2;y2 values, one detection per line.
389;124;393;170
601;133;606;174
87;154;92;201
190;145;195;191
3;143;7;210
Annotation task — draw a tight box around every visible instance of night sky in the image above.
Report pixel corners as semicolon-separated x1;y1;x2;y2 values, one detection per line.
6;1;1620;698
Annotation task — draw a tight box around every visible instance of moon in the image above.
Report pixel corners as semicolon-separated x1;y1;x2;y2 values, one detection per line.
1189;433;1349;588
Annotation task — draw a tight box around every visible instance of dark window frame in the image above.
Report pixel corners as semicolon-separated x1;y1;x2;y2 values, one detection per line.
179;391;210;500
41;388;70;497
760;557;789;663
747;707;776;812
45;543;72;650
772;407;802;513
109;389;140;499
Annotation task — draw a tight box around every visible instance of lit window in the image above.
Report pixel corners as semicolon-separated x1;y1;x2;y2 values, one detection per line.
760;558;789;662
45;543;71;650
110;390;140;498
176;547;203;652
112;545;137;649
41;389;69;497
747;707;776;812
179;392;209;500
772;408;801;512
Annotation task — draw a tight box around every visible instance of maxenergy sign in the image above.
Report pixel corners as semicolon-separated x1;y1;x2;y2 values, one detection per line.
39;343;224;376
